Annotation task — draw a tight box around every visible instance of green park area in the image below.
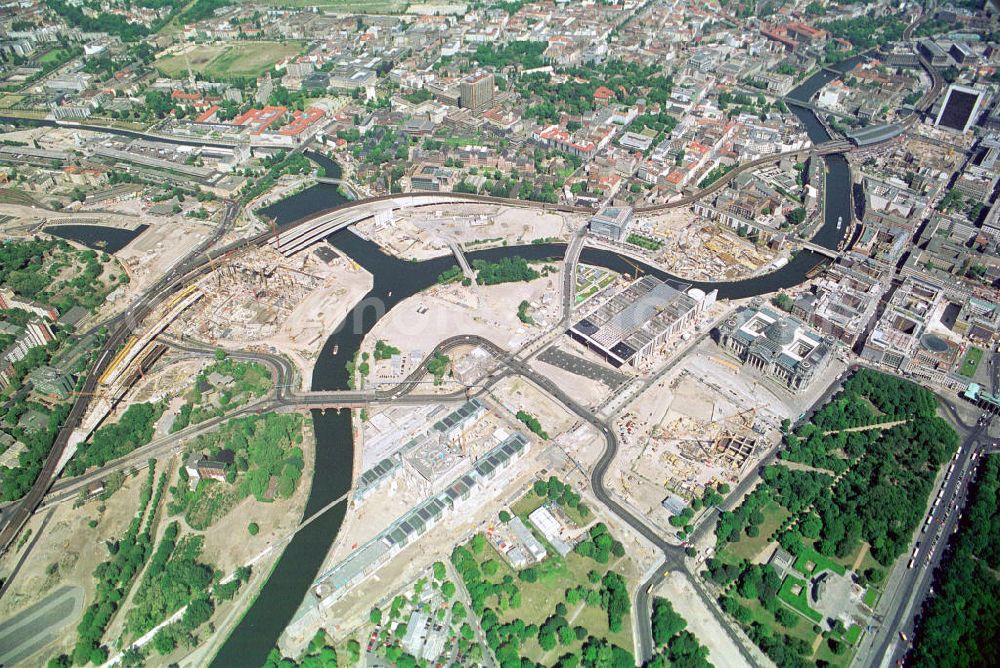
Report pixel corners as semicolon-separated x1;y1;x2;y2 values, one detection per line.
170;356;273;432
442;477;639;665
167;412;305;530
57;461;250;666
793;544;847;578
959;346;983;378
472;256;540;285
512;477;592;535
907;455;1000;666
574;267;617;305
156;41;304;79
1;237;125;315
625;233;663;251
777;576;823;623
703;369;958;667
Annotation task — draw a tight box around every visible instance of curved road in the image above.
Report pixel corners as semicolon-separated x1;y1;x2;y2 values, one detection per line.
0;34;949;661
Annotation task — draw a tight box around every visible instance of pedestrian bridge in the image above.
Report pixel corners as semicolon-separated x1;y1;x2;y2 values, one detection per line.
447;240;476;281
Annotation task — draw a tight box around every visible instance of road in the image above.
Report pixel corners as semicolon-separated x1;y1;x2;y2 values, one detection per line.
0;200;240;556
855;413;993;668
0;585;84;666
399;334;758;665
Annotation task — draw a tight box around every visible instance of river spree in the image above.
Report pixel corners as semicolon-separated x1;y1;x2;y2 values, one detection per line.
215;76;857;664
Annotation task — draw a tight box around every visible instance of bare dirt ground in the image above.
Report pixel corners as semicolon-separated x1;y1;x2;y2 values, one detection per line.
490;375;580;438
130;357;206;406
264;265;373;389
361;273;562;363
529;355;612;412
358;204;583;261
116;220;215;294
0;465;149;663
171;247;373;389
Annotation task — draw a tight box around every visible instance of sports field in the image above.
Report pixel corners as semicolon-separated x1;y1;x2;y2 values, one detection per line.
155;41;304;79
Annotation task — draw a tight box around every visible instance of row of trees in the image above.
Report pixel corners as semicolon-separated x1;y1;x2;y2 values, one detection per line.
263;629;358;668
125;526;215;639
517;410;549;440
68;463;160;665
908;455;1000;666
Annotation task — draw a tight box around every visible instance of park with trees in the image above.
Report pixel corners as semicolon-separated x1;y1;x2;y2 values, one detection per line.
445;481;636;665
704;369;958;667
168;358;273;433
167;412;305;530
0;238;123;314
907;454;1000;667
648;598;713;667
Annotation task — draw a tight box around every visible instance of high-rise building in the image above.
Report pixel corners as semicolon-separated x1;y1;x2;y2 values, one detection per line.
460;72;495;112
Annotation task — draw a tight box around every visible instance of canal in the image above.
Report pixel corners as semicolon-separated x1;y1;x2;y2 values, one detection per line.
214;85;856;665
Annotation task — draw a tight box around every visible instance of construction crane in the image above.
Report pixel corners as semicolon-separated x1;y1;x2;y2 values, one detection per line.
618;254;644;280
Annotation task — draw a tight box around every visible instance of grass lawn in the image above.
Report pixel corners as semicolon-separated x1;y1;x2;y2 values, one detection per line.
793;545;847;577
778;576;823;624
38;48;73;65
156;42;304;79
511;489;590;528
814;638;854;667
959;347;984;378
743;598;817;645
468;521;632;662
511;490;546;519
723;501;790;562
845;624;862;645
863;587;878;608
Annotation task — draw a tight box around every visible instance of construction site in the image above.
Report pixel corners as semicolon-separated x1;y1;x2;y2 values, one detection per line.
168;242;372;386
624;209;783;281
354;203;578;261
605;333;847;531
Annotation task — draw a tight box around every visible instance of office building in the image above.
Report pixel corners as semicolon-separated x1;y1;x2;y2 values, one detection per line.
935;84;986;133
588;205;634;241
460;72;495;112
